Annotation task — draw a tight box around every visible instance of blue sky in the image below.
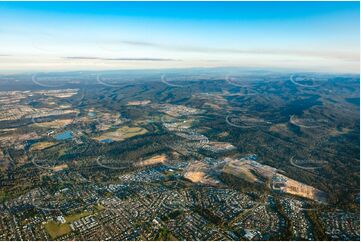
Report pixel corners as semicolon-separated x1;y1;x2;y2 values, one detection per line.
0;1;359;73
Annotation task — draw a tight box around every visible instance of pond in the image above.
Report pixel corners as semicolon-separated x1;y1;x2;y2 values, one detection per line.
99;139;113;143
54;131;73;140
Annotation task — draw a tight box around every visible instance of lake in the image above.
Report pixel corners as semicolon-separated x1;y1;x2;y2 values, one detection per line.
54;131;73;140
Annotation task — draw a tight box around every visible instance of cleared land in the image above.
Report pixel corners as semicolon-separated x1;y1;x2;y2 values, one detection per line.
32;119;73;128
136;154;167;168
51;164;68;172
222;158;326;202
127;100;151;106
30;141;57;151
184;161;219;185
93;126;147;142
203;141;235;152
222;159;260;183
276;174;327;203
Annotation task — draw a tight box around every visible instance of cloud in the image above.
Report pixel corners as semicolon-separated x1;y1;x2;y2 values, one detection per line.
64;56;180;61
116;40;359;62
119;40;159;47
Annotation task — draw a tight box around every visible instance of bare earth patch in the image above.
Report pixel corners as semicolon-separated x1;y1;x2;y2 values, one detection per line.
184;161;220;185
275;174;327;203
136;154;167;168
127;100;151;106
222;158;326;202
51;164;68;172
203;141;235;152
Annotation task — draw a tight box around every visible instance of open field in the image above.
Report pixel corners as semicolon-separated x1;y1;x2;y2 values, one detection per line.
203;141;235;152
275;174;327;203
222;158;327;202
184;161;219;185
32;119;73;129
30;141;57;151
64;211;92;223
136;154;167;168
222;159;260;183
127;100;151;106
0;132;39;146
93;126;147;142
44;221;71;239
40;89;78;98
43;210;93;239
51;164;68;172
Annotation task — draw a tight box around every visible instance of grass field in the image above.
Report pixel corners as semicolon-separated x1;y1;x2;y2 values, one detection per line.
64;211;92;223
29;141;56;151
93;125;147;142
119;126;148;138
0;191;7;202
44;221;71;239
32;118;74;128
44;211;93;239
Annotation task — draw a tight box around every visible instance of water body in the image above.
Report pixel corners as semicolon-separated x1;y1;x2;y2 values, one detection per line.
100;139;113;143
88;112;96;117
54;131;73;140
346;97;360;106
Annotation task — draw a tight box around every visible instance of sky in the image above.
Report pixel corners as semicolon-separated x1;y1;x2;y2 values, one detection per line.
0;1;359;73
